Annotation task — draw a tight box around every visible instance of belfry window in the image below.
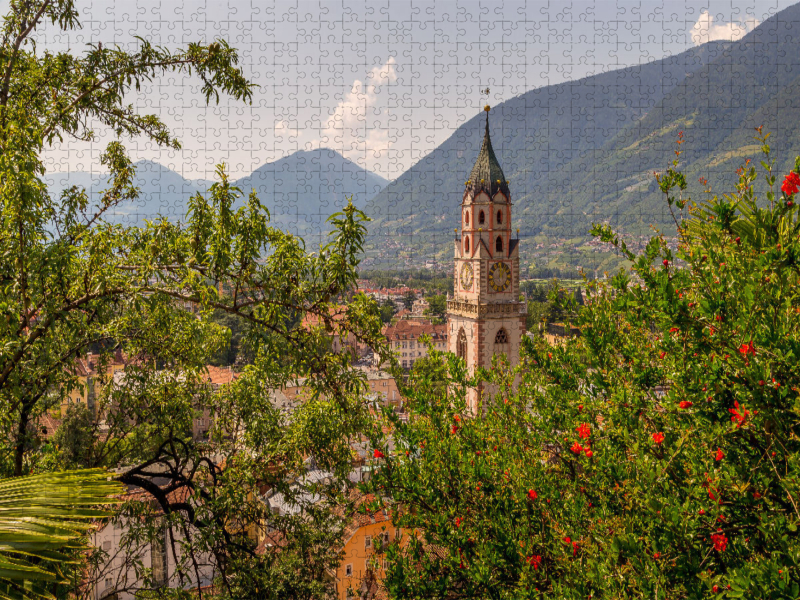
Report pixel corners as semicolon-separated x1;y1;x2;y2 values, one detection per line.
479;211;485;225
497;210;502;224
496;236;503;252
464;236;470;254
465;212;470;226
494;328;510;356
457;328;467;360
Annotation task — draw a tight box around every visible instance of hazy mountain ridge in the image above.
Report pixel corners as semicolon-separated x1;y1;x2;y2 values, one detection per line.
45;149;389;243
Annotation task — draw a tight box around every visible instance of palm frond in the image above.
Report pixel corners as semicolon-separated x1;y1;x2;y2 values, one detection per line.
0;469;122;599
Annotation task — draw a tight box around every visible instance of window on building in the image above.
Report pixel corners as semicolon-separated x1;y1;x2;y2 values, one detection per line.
102;540;112;551
496;236;503;252
479;210;485;224
409;341;415;349
457;328;467;360
395;527;402;540
497;209;503;224
365;535;372;549
402;360;407;368
465;211;470;226
464;236;470;254
395;342;400;348
346;564;353;577
402;341;406;348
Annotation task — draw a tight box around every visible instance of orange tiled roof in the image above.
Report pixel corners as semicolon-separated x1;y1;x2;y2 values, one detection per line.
382;319;447;341
205;365;238;386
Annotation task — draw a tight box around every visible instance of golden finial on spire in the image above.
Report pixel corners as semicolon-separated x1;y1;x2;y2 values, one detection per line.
482;87;490;112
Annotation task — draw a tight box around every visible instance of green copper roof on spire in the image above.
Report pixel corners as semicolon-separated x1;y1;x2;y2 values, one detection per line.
468;109;509;198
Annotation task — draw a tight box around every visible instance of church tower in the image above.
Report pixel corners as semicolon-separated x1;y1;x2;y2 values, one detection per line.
447;106;526;414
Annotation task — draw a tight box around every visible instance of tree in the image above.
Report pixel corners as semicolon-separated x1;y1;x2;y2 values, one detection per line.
367;132;800;598
423;294;446;324
0;469;120;598
0;2;388;597
379;297;398;324
401;291;417;311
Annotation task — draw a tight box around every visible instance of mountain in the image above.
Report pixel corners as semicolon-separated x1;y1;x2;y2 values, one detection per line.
44;149;388;241
364;2;800;270
234;149;388;244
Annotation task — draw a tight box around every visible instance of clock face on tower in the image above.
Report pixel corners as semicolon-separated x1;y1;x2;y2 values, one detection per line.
488;262;511;292
460;263;474;290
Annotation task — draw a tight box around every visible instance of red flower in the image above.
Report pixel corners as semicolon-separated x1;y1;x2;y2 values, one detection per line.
659;351;666;360
738;341;756;358
373;449;385;459
455;517;463;528
669;327;679;334
577;404;583;412
527;489;538;500
585;449;594;458
563;536;571;544
454;414;461;422
652;432;665;445
451;425;459;434
711;531;728;552
679;401;693;409
570;442;583;455
576;423;591;439
663;259;669;267
713;585;720;593
699;509;706;515
729;401;750;428
572;541;579;556
782;171;800;196
715;448;724;461
526;555;542;569
653;552;661;559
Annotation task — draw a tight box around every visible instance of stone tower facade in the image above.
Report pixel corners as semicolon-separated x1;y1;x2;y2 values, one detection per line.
446;107;526;414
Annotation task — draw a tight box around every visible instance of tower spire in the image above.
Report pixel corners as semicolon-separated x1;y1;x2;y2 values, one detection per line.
467;104;509;198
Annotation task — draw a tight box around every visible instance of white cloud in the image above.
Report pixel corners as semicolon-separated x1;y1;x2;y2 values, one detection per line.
315;57;398;168
691;10;760;46
274;119;300;138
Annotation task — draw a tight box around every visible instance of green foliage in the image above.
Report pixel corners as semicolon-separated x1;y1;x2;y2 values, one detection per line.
401;291;417;311
0;2;388;597
379;298;398;324
424;294;447;324
367;136;800;598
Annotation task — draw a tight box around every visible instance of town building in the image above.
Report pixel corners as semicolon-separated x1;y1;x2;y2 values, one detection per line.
61;350;128;417
378;319;448;369
446;106;527;413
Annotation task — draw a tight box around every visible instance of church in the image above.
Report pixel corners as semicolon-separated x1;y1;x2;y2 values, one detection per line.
446;106;527;414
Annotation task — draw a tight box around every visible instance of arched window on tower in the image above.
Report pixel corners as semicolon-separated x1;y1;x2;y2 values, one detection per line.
465;211;470;226
494;328;509;357
457;328;467;361
464;236;470;254
497;210;502;224
496;236;503;253
479;211;485;225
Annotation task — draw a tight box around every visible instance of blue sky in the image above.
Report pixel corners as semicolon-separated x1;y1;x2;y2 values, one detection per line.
31;0;787;180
